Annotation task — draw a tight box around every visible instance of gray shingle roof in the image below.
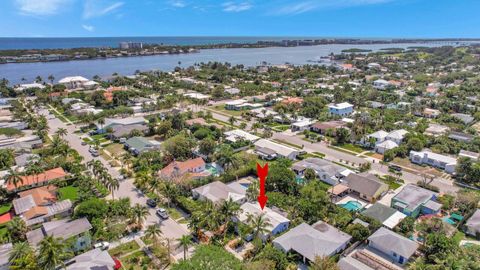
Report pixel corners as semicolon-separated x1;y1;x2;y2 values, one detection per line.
66;248;116;270
362;203;397;223
466;209;480;231
393;184;438;212
344;174;388;198
368;227;418;258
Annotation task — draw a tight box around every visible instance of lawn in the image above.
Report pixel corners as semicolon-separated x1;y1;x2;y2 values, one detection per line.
272;139;302;149
452;231;465;244
0;203;12;215
338;143;365;153
118;250;152;270
379;176;402;190
104;143;127;157
58;186;79;201
212;105;243;117
109;241;141;258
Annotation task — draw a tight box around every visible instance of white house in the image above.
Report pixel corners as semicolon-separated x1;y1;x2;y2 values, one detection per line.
224;129;260;143
375;140;399;154
291;118;315;132
363;130;389;146
58;76;91;90
328;102;354;116
368;227;419;265
192;181;247;204
225;99;248;110
385;129;408;145
409;150;457;174
292;158;352;186
254;139;299;160
373;79;391;90
15;83;45;92
237;202;290;240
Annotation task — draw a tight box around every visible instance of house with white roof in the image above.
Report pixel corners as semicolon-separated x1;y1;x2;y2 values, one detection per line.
192;181;247;204
225;99;248;110
375;140;399;154
15;82;45;92
254;139;300;160
409;150;457;174
66;248;119;270
273;221;351;264
291;118;315;132
328;102;354;116
183;92;210;100
237;202;290;240
363;130;389;147
465;209;480;238
292;158;352;186
373;79;391;90
385;129;408;145
58;76;92;90
224;129;260;143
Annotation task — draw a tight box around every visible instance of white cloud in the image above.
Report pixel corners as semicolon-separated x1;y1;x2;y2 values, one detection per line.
83;0;124;19
15;0;72;16
222;2;252;12
82;24;95;32
272;0;393;15
169;0;186;8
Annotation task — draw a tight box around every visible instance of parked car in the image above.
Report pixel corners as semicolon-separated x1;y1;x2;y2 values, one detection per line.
388;165;402;172
91;150;99;157
81;141;88;146
156;208;169;220
93;241;110;250
146;199;157;208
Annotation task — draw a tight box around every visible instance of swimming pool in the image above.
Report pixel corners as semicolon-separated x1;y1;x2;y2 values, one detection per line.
341;201;363;212
442;217;456;225
205;163;220;176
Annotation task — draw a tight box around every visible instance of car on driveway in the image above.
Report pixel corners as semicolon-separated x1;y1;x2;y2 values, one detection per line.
93;241;110;250
156;208;169;220
388;164;402;172
146;199;157;208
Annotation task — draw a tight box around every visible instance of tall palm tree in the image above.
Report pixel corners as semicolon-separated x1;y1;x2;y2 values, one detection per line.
55;128;67;138
8;242;38;270
131;204;149;229
246;213;271;240
5;168;23;190
145;224;162;244
7;217;28;242
178;235;192;260
8;241;32;262
37;236;70;270
219;198;241;235
106;176;120;200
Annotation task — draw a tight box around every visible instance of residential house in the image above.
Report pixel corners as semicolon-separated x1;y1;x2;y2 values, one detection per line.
459;150;480;160
422;108;441;118
452;113;475;125
373;79;391;90
254;139;300;160
338;256;373;270
465;209;480;238
58;76;94;90
159;157;209;180
14;153;39;168
183;92;211;100
4;167;68;192
66;248;120;270
124;137;161;155
448;131;474;143
98;117;147;133
237;202;290;240
342;174;389;202
14;82;45;92
281;97;303;106
291;118;315;132
424;123;450;137
310;120;347;135
361;203;407;229
292;158;352;186
362;130;388;147
108;124;148;141
225;99;248;110
250;107;278;119
273;221;352;264
224;87;240;95
13;186;72;226
328;102;354;116
224;129;260;143
391;184;440;217
409;150;457;174
27;218;93;251
0;135;43;151
192;181;247;204
368;227;419;265
385;129;408;145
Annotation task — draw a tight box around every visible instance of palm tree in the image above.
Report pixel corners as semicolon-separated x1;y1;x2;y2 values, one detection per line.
37;236;70;270
7;217;28;242
5;168;23;190
178;235;192;260
309;256;340;270
106;176;120;200
145;224;162;244
162;182;178;208
228;116;236;126
219;198;241;235
131;203;149;229
8;241;32;262
8;242;38;270
246;213;271;240
55;128;67;138
48;75;55;85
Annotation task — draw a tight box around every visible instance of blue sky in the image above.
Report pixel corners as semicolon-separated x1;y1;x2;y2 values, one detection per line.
1;0;479;38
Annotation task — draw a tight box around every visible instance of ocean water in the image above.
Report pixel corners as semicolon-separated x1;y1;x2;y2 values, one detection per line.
0;40;476;85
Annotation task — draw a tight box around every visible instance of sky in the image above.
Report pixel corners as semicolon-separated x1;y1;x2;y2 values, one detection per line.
0;0;479;38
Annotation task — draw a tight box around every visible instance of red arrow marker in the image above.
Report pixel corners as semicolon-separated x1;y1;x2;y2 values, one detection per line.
256;162;269;210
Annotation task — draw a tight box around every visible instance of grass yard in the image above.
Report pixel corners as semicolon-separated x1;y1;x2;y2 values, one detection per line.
118;250;152;270
212;105;243;117
58;186;79;201
0;227;8;239
379;176;402;190
452;231;465;244
272;139;302;149
104;143;127;157
338;143;365;153
0;203;12;215
109;241;141;258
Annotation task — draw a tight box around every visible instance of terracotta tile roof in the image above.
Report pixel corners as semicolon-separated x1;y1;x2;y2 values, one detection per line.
18;186;57;206
7;168;67;191
23;206;48;220
0;212;12;225
160;157;205;178
281;97;303;105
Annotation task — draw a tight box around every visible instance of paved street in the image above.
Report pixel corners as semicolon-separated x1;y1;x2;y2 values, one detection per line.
39;108;189;252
